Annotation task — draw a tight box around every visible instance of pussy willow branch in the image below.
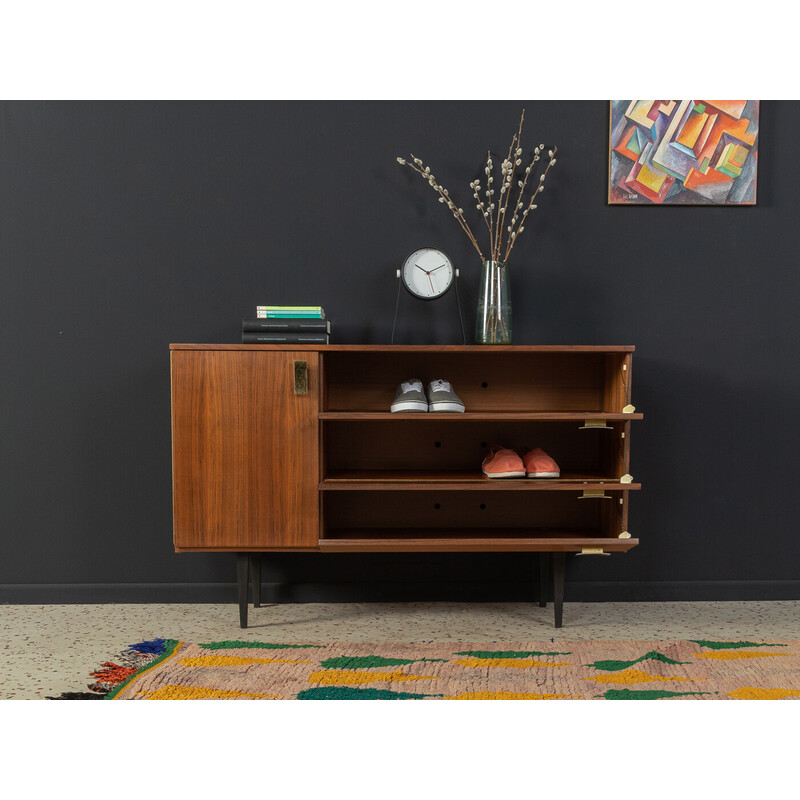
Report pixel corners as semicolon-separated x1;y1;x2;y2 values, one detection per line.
485;151;495;258
504;145;558;262
399;155;485;260
397;111;556;267
492;135;515;260
503;139;543;260
495;110;525;261
472;173;495;246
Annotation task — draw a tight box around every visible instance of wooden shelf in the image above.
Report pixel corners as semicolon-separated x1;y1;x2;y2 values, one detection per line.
320;528;639;552
320;411;643;421
321;470;641;491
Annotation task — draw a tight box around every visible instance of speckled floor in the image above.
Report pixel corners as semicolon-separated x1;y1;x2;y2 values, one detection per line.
2;600;799;699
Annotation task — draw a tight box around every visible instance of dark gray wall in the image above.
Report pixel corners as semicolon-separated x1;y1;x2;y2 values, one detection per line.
2;100;798;603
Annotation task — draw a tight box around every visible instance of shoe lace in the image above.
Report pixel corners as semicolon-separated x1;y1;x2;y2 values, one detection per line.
429;379;451;393
401;379;423;393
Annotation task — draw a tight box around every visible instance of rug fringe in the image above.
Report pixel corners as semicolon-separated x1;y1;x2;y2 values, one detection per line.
47;638;168;700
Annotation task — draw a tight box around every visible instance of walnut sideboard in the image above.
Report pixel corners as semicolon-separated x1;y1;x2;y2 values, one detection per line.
170;344;642;628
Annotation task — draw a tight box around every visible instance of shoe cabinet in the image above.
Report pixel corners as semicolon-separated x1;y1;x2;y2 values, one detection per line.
170;344;642;627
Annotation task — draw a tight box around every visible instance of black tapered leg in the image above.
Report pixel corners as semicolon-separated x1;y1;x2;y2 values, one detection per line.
237;553;249;629
251;554;261;608
538;552;549;607
553;552;566;628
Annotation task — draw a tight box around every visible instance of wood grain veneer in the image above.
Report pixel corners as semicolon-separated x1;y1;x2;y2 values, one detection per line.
170;345;640;553
171;349;319;549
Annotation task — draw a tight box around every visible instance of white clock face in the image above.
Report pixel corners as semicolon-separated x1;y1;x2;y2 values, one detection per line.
401;248;454;300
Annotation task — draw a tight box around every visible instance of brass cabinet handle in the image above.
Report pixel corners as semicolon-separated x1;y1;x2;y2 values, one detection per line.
294;360;308;395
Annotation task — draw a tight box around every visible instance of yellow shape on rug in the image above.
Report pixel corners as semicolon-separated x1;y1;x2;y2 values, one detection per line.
137;685;281;700
589;669;702;685
452;658;570;669
445;691;579;700
695;652;789;660
726;687;800;700
308;669;437;685
179;655;313;667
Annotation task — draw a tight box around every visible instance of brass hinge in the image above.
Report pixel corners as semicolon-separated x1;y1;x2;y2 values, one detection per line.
577;547;609;556
579;418;611;430
579;489;610;500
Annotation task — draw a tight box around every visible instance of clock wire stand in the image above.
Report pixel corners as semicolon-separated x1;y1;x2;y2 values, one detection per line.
391;268;466;345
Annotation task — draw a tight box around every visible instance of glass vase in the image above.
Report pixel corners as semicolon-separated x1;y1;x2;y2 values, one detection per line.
475;260;511;344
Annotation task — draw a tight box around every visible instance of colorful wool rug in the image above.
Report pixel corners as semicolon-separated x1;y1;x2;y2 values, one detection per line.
49;638;800;700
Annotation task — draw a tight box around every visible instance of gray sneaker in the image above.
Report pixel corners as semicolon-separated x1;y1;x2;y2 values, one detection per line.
390;378;428;412
427;379;465;412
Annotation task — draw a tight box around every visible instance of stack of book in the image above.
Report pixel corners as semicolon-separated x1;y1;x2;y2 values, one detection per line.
242;306;330;344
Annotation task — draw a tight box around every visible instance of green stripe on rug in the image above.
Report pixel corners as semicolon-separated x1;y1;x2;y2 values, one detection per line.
589;650;692;672
602;688;713;700
690;640;788;650
198;641;322;650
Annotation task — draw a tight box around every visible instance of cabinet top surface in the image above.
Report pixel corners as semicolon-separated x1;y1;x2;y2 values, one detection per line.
170;344;636;352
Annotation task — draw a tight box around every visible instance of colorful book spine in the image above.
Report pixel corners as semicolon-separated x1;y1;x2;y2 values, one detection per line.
257;311;325;318
257;305;324;314
257;305;323;311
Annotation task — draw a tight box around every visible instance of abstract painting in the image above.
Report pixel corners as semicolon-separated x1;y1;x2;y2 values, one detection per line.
609;101;759;205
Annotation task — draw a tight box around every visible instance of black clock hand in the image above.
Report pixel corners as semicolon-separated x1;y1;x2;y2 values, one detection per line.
416;264;429;273
430;264;447;272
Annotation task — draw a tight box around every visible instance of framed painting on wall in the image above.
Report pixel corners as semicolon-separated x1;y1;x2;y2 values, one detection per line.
608;101;759;205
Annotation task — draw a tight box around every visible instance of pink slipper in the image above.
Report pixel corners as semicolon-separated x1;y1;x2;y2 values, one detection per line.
481;445;525;479
520;447;560;478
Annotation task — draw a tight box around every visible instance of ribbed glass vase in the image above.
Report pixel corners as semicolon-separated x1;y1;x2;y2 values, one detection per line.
475;260;511;344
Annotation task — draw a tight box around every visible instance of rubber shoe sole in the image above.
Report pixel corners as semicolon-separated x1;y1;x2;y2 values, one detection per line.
527;471;560;478
429;401;465;413
390;400;429;413
482;468;525;478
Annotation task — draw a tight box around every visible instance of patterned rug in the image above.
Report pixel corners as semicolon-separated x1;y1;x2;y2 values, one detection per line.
49;638;800;700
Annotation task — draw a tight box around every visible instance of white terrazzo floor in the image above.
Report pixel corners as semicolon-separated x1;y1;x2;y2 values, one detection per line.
2;600;799;699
